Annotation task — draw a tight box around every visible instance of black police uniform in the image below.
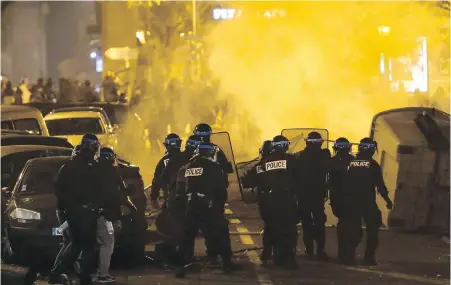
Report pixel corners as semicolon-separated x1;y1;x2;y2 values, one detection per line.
160;151;193;203
341;153;390;264
176;151;232;276
296;146;331;258
49;153;103;285
154;150;193;266
150;150;181;203
255;150;298;268
241;140;274;263
328;151;354;261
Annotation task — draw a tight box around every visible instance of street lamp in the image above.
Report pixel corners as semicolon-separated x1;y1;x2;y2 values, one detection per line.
378;26;391;36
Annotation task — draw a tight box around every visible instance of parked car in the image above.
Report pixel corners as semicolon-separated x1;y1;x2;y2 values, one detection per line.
1;132;147;265
3;156;148;266
1;105;49;136
26;102;129;128
48;106;118;133
44;111;118;149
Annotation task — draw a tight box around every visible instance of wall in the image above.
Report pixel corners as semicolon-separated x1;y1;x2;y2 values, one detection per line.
1;2;47;85
1;1;100;86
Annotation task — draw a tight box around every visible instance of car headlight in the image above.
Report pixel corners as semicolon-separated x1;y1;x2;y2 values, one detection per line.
10;208;41;220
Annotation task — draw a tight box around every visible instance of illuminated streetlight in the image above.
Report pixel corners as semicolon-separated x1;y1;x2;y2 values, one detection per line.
90;52;97;59
136;30;146;45
378;26;391;36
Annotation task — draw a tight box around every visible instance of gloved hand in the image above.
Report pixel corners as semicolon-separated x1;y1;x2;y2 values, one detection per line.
386;200;393;210
113;220;122;232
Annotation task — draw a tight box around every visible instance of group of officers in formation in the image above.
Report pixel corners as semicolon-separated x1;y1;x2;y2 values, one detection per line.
44;122;394;285
149;123;394;277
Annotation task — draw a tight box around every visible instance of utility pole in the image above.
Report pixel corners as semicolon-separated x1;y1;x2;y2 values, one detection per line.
192;0;200;81
192;0;197;36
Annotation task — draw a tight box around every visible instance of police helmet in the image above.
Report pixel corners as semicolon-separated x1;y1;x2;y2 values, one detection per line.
194;143;217;159
193;123;212;137
99;147;116;165
272;135;290;152
185;135;202;153
71;145;81;158
79;133;100;156
305;131;324;146
333;137;351;153
164;133;182;150
358;137;377;155
259;140;272;157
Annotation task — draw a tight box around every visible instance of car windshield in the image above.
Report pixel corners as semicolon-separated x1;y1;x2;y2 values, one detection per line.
15;161;65;195
1;119;42;135
46;118;104;135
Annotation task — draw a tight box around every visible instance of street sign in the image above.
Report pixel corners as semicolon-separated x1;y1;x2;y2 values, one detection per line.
105;47;138;61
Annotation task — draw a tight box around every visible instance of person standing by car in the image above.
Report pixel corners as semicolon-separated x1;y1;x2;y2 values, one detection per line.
48;134;104;285
52;146;82;268
96;147;123;283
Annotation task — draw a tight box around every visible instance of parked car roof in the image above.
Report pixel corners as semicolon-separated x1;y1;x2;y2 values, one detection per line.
1;134;74;148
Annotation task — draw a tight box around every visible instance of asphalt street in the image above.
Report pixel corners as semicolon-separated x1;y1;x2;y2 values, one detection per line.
2;200;450;285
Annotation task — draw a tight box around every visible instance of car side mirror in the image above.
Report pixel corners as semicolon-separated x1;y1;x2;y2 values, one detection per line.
2;187;12;198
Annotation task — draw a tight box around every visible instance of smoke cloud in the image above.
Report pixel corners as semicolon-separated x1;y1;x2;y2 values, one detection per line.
206;1;449;149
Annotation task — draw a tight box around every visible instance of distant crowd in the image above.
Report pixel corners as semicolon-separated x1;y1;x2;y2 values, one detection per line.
1;75;127;105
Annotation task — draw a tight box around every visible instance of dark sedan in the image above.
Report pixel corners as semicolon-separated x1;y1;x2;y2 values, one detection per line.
3;157;147;266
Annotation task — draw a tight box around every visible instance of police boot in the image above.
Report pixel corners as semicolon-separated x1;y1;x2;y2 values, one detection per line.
340;249;356;266
221;259;232;274
363;258;378;266
363;247;378;266
316;251;329;262
175;267;185;278
283;250;298;270
260;246;272;267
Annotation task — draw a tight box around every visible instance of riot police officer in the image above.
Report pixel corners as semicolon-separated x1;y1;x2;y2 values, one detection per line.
175;143;232;278
241;140;274;265
53;145;81;267
193;123;233;176
154;135;202;267
150;133;182;209
193;123;233;261
341;138;393;265
256;136;298;269
328;137;354;262
295;131;331;261
160;135;202;201
48;134;104;285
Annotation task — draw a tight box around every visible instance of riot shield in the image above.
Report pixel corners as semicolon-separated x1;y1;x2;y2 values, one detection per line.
281;128;329;154
236;158;260;204
210;132;243;202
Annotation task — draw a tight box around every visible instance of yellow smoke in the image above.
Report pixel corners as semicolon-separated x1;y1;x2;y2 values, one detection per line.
206;1;450;148
118;1;450;184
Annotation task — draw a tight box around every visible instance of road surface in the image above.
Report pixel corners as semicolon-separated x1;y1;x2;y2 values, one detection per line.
2;201;449;285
